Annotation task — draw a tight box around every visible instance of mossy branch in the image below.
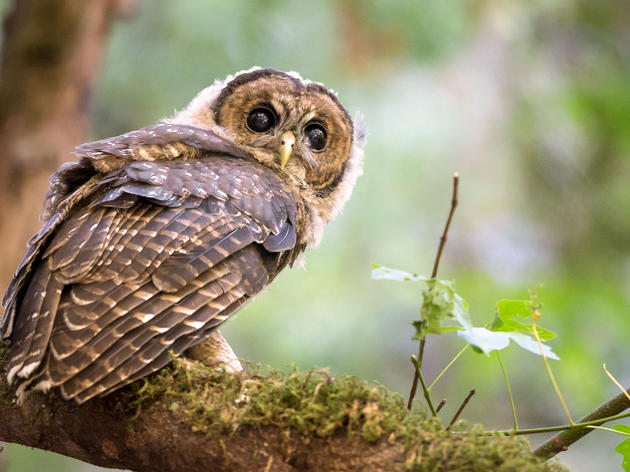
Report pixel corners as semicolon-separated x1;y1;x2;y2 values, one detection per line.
0;343;564;472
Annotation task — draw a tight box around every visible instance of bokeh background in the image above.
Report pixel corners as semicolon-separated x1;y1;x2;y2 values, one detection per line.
1;1;629;470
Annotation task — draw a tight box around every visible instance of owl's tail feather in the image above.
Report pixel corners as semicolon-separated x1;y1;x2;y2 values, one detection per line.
6;265;62;384
78;293;248;402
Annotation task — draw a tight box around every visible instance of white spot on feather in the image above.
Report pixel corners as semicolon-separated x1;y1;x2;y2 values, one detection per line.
150;326;169;334
185;320;205;329
7;365;21;384
137;313;155;323
18;361;40;378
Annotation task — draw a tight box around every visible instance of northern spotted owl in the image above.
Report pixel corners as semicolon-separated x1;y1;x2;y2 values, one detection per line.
0;68;365;403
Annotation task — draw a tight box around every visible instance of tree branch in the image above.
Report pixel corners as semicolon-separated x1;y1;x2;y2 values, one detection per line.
0;389;404;472
0;348;558;472
0;353;397;471
533;388;630;460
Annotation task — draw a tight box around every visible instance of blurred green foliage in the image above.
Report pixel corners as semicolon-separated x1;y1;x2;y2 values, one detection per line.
2;1;629;471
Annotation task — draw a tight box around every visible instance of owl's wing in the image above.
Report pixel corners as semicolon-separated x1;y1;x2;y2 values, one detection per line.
42;123;252;221
2;123;255;332
4;156;300;403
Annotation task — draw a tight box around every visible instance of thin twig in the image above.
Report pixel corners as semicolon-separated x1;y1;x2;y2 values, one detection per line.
407;339;424;410
533;390;630;459
447;389;476;430
431;172;459;279
411;356;438;416
407;172;460;410
436;399;447;413
428;344;469;391
587;425;630;436
496;351;518;431
603;363;630;402
487;410;630;437
532;321;573;425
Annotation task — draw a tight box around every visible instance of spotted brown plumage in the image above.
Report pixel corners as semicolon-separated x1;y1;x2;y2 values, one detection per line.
1;68;365;403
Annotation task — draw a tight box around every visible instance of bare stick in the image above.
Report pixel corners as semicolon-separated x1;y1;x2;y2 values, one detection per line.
447;389;476;430
407;339;425;410
533;389;630;460
431;172;460;279
407;172;460;410
436;399;447;413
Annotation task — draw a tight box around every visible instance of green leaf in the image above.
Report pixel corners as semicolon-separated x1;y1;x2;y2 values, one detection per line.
458;328;510;354
412;320;425;339
496;299;532;318
452;293;471;329
415;279;471;338
491;316;557;341
614;427;630;472
371;264;427;282
492;299;557;341
439;326;464;332
373;267;471;340
506;332;559;359
457;328;559;359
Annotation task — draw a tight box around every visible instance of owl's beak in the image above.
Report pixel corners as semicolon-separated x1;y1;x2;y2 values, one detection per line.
278;132;295;169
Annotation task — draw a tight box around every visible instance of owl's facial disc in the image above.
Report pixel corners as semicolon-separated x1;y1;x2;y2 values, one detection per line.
213;69;353;195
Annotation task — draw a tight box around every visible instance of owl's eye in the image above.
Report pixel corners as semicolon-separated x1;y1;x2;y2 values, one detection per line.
304;123;327;151
246;107;276;132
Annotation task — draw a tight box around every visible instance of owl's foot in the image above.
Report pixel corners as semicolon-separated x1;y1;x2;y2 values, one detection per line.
185;329;243;374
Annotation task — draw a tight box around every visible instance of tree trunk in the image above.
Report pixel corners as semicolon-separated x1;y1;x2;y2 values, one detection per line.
0;0;132;295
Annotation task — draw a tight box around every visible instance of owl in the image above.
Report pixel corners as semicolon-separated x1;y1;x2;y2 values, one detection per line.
0;68;365;403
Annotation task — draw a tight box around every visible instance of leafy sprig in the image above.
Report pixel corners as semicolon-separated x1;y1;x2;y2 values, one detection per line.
372;172;630;469
372;265;559;359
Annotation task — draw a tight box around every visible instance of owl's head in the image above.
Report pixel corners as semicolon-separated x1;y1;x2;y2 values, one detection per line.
169;68;365;247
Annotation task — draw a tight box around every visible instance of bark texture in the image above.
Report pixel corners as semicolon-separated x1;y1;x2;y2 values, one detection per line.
0;0;133;294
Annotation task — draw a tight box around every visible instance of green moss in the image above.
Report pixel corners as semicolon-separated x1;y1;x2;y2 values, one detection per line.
402;423;567;471
130;358;565;471
0;340;12;406
0;339;8;365
130;359;412;440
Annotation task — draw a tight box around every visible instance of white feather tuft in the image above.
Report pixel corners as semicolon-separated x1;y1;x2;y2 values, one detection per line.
32;379;53;393
164;66;264;128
